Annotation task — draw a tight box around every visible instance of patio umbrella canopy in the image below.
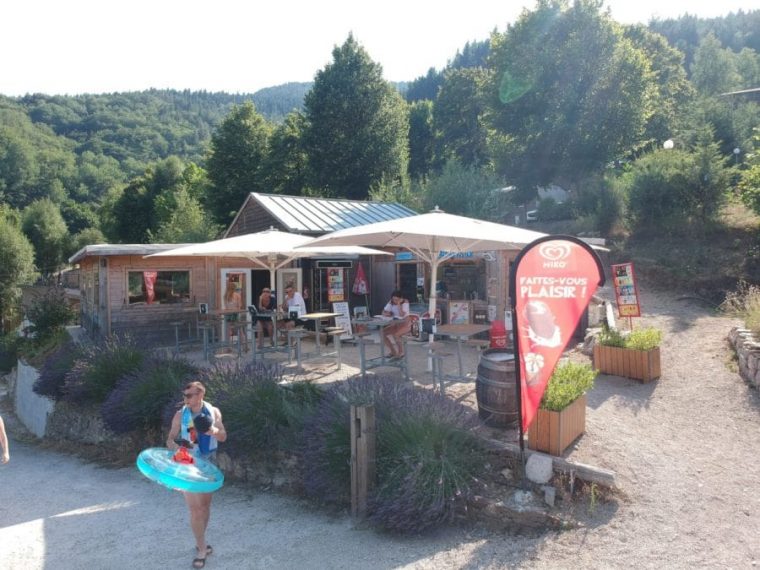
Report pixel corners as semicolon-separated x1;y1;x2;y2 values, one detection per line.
145;227;390;289
299;207;548;320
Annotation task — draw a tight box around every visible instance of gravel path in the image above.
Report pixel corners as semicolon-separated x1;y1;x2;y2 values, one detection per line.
1;285;759;569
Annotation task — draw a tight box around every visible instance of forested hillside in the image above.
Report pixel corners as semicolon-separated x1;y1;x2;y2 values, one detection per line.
1;3;760;329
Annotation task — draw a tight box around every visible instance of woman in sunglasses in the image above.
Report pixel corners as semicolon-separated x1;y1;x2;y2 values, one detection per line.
167;381;227;569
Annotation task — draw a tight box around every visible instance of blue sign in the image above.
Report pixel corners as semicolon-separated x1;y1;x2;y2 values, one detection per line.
395;252;415;261
438;251;474;259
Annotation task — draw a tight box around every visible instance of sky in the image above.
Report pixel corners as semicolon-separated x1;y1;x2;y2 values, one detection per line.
2;0;758;97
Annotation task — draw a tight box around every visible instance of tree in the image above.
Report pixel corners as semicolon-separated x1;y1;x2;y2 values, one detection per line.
484;0;655;195
433;67;489;167
623;25;695;147
71;227;106;254
303;34;409;200
261;112;309;195
0;216;36;331
418;160;501;219
690;33;741;95
21;199;70;276
149;186;221;243
205;102;271;224
407;100;435;181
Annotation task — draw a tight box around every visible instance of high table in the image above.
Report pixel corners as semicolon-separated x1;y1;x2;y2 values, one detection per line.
298;312;342;354
351;317;410;380
249;310;289;361
434;323;491;381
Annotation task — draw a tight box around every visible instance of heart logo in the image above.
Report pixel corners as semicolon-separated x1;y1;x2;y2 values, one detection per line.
539;242;571;261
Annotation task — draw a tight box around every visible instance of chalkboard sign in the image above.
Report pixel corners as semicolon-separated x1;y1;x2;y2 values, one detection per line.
332;301;353;340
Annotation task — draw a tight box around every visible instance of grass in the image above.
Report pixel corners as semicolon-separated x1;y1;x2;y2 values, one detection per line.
721;280;760;336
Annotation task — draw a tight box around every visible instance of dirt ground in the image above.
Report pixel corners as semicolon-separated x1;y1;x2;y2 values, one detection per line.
2;282;759;569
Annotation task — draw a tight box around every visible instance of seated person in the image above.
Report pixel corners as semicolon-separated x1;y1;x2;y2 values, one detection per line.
256;287;276;348
280;284;306;331
381;289;411;359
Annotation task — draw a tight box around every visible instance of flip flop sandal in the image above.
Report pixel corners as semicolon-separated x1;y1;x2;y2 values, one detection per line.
196;545;213;556
192;557;206;569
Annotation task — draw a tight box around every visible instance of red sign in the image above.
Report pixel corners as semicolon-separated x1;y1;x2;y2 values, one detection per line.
611;263;641;317
510;237;605;432
143;271;158;304
352;262;369;295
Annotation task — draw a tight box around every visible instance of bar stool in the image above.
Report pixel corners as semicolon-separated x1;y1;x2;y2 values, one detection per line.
228;320;249;358
326;328;344;370
287;328;310;367
169;321;183;354
198;321;218;362
428;342;453;394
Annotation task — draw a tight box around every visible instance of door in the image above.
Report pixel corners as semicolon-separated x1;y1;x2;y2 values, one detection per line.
276;267;302;309
220;268;252;341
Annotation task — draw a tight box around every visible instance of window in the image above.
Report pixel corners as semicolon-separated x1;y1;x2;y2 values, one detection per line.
128;271;190;305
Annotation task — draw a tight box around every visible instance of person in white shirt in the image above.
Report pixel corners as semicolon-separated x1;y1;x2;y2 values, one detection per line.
280;284;306;331
382;289;411;358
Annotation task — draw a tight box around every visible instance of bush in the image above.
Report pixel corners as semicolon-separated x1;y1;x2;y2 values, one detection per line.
63;335;145;404
0;333;19;372
101;356;199;435
33;340;83;400
302;377;484;533
597;326;627;348
198;362;319;455
27;288;75;340
541;361;597;412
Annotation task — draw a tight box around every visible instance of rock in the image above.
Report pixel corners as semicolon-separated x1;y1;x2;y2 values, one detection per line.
525;453;553;484
542;485;556;507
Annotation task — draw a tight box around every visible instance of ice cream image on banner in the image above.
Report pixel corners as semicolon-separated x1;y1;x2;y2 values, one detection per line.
523;352;545;386
523;300;561;348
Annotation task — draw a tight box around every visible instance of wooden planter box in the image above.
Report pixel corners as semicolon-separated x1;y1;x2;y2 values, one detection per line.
527;394;586;456
593;344;661;383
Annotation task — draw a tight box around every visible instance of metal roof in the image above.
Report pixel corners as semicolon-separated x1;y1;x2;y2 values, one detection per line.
242;192;417;235
68;243;196;264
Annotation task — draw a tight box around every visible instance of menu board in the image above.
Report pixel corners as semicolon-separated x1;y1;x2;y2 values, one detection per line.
331;301;353;340
327;268;345;302
612;262;641;317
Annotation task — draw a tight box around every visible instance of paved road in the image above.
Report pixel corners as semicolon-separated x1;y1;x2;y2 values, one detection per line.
0;432;513;570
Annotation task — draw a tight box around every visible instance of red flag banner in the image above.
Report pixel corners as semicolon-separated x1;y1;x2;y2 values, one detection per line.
143;271;158;305
510;237;605;432
352;262;369;296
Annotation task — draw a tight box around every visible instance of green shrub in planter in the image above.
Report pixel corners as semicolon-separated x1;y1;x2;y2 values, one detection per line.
541;361;597;412
624;328;662;351
598;326;662;351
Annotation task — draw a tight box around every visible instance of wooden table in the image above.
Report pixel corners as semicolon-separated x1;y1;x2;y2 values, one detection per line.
434;323;491;380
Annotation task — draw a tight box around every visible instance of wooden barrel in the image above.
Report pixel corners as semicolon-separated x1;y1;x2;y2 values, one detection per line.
476;348;517;427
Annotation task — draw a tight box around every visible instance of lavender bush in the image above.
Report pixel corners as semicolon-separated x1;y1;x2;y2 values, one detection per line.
195;362;320;455
62;335;145;404
301;376;484;532
33;340;82;400
101;355;198;434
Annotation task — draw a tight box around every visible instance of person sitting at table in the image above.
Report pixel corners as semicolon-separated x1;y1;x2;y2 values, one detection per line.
382;289;411;359
280;284;306;331
256;287;276;348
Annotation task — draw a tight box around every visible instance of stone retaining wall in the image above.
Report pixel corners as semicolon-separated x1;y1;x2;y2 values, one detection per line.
13;360;55;438
728;327;760;388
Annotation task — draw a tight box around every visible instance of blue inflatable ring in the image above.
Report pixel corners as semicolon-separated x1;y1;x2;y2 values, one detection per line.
136;447;224;493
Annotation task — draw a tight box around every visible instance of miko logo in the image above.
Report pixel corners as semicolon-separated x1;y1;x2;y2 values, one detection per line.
539;242;571;268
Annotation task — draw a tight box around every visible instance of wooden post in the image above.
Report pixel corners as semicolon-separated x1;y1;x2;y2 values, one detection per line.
350;405;376;520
